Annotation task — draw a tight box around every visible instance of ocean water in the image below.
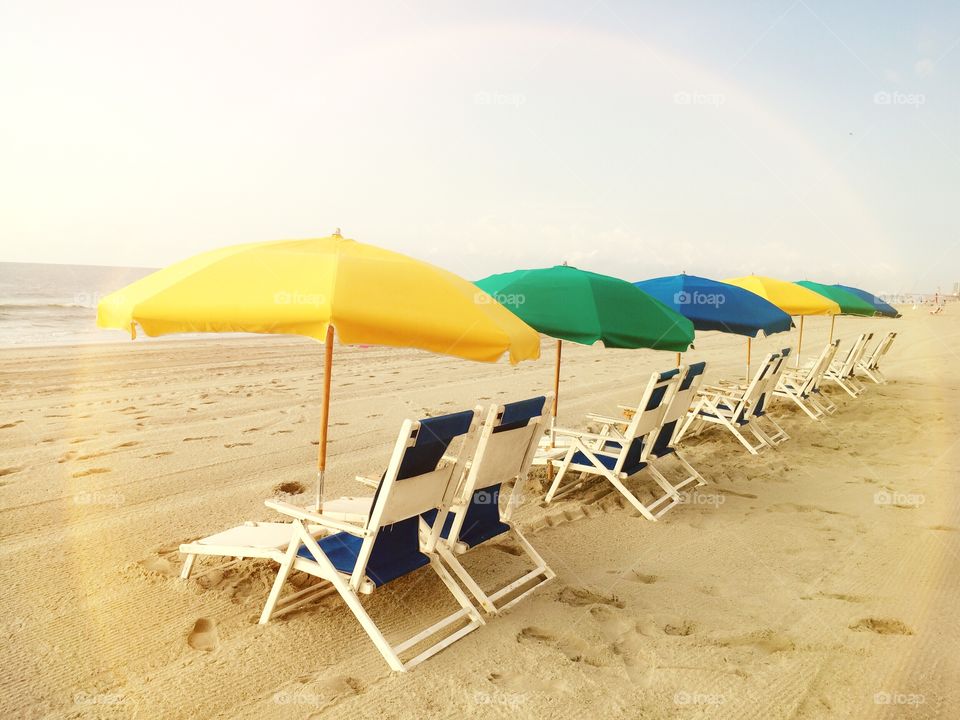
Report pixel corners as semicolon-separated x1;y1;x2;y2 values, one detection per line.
0;262;155;346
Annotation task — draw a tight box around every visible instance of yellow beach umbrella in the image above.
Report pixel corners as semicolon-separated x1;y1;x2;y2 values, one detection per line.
98;234;541;506
724;275;840;366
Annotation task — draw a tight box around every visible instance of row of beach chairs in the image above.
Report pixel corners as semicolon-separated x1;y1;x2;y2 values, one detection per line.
177;331;896;671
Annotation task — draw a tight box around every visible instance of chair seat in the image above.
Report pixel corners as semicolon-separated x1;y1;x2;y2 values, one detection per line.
299;519;430;587
570;449;645;476
422;507;511;549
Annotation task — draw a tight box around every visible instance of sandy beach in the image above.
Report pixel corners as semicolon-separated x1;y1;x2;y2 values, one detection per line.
1;309;957;719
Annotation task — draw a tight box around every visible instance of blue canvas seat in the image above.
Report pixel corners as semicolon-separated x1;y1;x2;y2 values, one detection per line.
259;408;486;672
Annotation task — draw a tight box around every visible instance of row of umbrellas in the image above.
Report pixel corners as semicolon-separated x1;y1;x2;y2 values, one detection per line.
97;234;898;506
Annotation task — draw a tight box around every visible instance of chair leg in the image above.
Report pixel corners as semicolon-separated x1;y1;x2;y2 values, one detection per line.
259;530;303;625
544;448;576;503
180;553;197;580
436;541;498;614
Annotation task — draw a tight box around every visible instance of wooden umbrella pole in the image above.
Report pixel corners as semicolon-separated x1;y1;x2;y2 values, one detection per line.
547;339;562;482
676;351;681;367
746;336;752;381
316;325;334;510
796;316;804;367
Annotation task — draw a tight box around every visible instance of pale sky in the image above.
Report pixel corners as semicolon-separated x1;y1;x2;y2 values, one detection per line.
2;1;958;294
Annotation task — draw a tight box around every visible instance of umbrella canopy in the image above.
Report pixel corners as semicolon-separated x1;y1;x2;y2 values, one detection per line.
635;274;792;337
98;235;539;363
723;275;841;316
794;280;878;316
475;266;693;461
98;234;541;507
833;284;901;318
475;265;694;351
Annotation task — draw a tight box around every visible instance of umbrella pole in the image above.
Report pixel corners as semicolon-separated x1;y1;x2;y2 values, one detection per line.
829;315;836;343
746;337;751;381
676;351;681;367
547;339;562;481
796;316;804;368
316;325;334;510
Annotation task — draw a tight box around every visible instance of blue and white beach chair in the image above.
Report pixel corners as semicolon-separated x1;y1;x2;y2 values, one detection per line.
775;340;840;420
427;396;555;614
544;369;684;520
259;409;485;672
678;353;779;455
856;331;896;384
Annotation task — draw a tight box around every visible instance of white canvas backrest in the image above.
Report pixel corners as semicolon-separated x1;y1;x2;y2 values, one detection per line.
653;362;707;453
839;334;869;375
753;348;791;416
356;409;481;582
871;332;897;368
808;340;841;392
624;368;681;441
467;395;549;495
738;353;777;419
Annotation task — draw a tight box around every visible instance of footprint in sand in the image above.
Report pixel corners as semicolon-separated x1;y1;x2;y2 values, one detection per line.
663;620;697;636
139;451;173;459
802;591;867;603
716;629;796;654
557;586;625;609
183;436;217;442
224;442;253;448
0;421;22;429
187;618;220;651
115;440;140;448
849;618;912;635
0;467;23;478
274;481;307;495
71;468;111;478
516;626;602;666
629;571;659;584
139;557;175;576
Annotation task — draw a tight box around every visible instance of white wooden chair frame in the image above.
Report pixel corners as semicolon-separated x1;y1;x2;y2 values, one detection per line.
823;332;871;398
775;341;840;420
544;369;683;521
432;398;556;614
618;363;710;496
856;331;896;384
677;354;778;455
259;412;486;672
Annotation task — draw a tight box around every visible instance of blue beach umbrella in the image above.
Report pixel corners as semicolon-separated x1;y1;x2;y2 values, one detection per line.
636;273;793;377
832;284;901;318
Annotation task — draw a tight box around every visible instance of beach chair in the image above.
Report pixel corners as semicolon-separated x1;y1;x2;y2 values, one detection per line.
258;409;486;672
426;396;555;614
750;348;793;445
619;362;710;493
544;368;684;520
677;353;779;455
856;331;897;384
774;341;840;420
822;333;871;398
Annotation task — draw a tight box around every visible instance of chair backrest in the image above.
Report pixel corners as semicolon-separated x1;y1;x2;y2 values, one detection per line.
613;368;681;474
355;409;480;587
808;340;841;393
735;353;778;422
753;348;791;416
838;334;868;376
848;332;874;376
651;362;706;455
445;395;550;542
868;331;897;369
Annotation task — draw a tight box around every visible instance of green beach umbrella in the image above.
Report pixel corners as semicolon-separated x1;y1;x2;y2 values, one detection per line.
794;280;878;342
475;265;694;428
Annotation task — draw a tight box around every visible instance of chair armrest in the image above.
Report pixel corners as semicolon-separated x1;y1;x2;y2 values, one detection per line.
264;500;370;537
554;427;624;444
354;475;379;488
585;413;629;426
